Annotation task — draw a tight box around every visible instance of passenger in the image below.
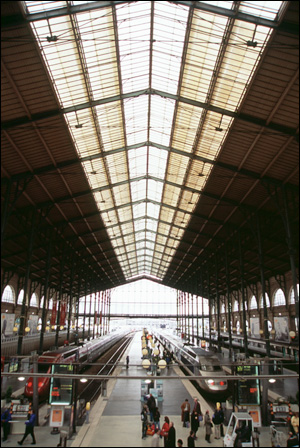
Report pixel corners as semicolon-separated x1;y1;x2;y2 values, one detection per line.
85;401;90;424
181;398;190;428
160;416;170;447
153;406;161;430
126;355;129;369
1;407;12;442
291;412;299;435
234;421;251;447
167;421;176;447
187;430;196;447
151;427;160;447
212;402;224;439
252;427;260;447
191;398;201;438
18;409;36;445
147;394;156;422
204;410;213;443
141;404;149;440
177;438;184;447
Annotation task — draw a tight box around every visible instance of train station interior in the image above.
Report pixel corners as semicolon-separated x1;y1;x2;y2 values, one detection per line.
1;1;299;447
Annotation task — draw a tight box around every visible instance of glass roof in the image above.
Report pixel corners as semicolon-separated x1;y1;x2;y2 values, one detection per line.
25;0;283;281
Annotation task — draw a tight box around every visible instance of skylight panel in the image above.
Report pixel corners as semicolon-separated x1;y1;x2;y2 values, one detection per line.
149;96;176;146
148;147;168;178
239;1;283;20
123;96;149;145
128;147;147;177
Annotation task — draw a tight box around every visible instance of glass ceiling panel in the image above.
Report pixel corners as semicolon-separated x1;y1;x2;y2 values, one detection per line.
26;0;283;282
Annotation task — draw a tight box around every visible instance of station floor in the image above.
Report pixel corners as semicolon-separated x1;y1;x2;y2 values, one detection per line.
2;331;285;447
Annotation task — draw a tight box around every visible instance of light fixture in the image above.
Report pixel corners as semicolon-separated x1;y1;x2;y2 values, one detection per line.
25;327;30;332
18;376;25;381
153;349;159;356
269;378;276;383
289;331;296;339
158;359;167;370
60;326;64;330
45;326;50;331
142;359;151;369
207;379;214;384
80;378;88;383
145;379;152;384
142;349;148;356
13;326;18;332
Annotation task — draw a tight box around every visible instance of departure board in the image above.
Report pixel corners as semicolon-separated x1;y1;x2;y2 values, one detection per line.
49;364;73;405
236;364;260;405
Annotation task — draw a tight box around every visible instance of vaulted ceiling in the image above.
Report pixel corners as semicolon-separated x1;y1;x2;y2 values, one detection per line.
1;1;299;298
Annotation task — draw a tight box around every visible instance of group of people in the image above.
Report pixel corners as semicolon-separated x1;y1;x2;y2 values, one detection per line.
141;396;225;447
1;407;36;445
181;398;224;444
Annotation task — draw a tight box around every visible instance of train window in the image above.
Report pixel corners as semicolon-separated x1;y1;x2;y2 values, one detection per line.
200;363;222;372
38;363;51;374
63;349;77;359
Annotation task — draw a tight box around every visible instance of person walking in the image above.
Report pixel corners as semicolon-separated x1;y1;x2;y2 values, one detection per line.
167;421;176;447
18;409;36;445
1;407;12;442
126;355;129;369
161;416;170;447
187;430;195;447
181;399;190;428
141;404;149;439
85;401;90;424
204;410;213;443
252;427;260;447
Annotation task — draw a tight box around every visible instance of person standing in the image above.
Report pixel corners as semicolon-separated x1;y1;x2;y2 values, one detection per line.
187;430;195;447
190;398;201;438
177;439;183;447
252;427;260;447
141;404;149;440
291;412;299;435
161;416;170;447
85;401;91;424
153;406;161;430
18;409;36;445
212;403;224;439
1;407;11;442
181;399;190;428
167;421;176;447
126;355;129;369
204;410;213;443
147;394;156;422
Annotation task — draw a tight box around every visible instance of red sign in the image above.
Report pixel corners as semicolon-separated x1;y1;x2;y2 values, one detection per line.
50;300;57;326
60;302;66;326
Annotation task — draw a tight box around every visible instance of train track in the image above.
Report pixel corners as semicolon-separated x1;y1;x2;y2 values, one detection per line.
76;334;133;420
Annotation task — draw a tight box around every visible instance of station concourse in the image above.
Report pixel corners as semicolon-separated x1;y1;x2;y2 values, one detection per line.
1;1;299;447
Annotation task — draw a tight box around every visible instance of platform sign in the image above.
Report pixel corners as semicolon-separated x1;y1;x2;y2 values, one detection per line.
236;365;260;405
49;364;73;405
50;405;65;427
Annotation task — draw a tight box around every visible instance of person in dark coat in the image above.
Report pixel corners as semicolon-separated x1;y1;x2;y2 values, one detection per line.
1;408;12;442
141;404;149;439
212;404;224;439
147;394;156;422
187;430;195;447
18;409;36;445
167;421;176;447
190;398;201;437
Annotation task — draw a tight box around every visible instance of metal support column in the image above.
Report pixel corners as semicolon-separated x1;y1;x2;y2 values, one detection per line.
215;255;221;352
238;230;249;359
1;179;12;250
225;244;233;359
256;213;271;358
55;243;66;349
207;272;212;348
17;208;37;356
67;254;75;341
39;230;53;354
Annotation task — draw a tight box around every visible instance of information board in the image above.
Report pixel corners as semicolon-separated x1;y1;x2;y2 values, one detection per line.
49;364;73;405
236;365;260;405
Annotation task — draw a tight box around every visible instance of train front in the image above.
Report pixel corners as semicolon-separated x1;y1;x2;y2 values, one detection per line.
198;358;228;393
24;355;55;401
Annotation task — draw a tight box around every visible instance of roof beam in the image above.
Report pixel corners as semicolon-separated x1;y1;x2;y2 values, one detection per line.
2;88;298;139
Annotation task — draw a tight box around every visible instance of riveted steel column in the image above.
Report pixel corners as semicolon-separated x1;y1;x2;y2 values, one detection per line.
215;255;221;352
256;213;271;358
55;243;66;349
225;244;233;359
207;271;212;348
238;230;249;358
282;185;299;332
176;290;179;334
17;208;37;356
181;291;184;338
67;254;75;341
39;229;53;354
191;293;194;344
87;279;92;341
82;276;88;341
75;263;82;345
108;290;111;333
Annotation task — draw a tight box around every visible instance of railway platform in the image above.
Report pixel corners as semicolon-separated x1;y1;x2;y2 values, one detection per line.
1;332;290;447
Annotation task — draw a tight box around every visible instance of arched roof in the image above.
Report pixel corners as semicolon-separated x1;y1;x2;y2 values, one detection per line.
1;1;299;298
